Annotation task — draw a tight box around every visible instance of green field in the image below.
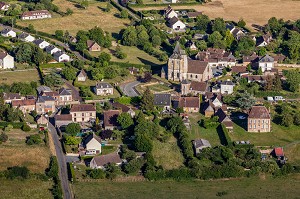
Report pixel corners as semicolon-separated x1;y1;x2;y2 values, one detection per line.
73;174;300;199
0;69;40;85
0;179;53;199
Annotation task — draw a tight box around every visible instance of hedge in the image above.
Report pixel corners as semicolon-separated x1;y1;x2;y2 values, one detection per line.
219;124;233;147
116;86;125;96
128;2;201;8
110;0;136;21
0;122;24;129
67;162;76;183
39;63;66;69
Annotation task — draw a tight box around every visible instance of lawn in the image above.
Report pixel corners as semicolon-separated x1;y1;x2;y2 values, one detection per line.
73;174;300;199
135;0;300;28
0;69;40;85
152;137;185;169
0;179;53;199
90;45;166;66
0;129;50;173
136;82;172;94
17;0;130;35
188;113;221;147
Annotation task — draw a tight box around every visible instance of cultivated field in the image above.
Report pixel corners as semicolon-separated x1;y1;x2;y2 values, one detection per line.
17;0;130;35
137;0;300;28
0;129;50;173
73;174;300;199
0;179;53;199
0;69;40;85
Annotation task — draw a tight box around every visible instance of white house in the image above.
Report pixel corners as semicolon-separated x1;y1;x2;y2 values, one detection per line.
84;133;102;155
0;52;14;69
168;17;186;30
21;10;52;20
0;2;10;11
94;82;114;96
258;55;274;72
1;29;16;38
18;32;35;42
33;39;50;49
45;45;61;55
220;80;235;94
165;6;178;19
212;95;222;108
77;69;87;82
90;153;122;169
53;51;70;62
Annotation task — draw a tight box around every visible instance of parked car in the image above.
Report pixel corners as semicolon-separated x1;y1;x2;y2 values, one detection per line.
274;96;285;101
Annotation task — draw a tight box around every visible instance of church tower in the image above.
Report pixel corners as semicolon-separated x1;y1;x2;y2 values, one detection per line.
167;42;188;81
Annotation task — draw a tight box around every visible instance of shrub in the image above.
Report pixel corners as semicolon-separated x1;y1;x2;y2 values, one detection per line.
26;134;42;145
86;169;106;179
4;124;13;132
5;166;30;179
22;124;31;132
0;132;8;143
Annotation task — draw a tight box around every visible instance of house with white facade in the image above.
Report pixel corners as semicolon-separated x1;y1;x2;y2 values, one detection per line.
165;6;178;19
18;32;35;42
0;2;10;11
21;10;52;20
258;55;274;72
168;17;186;30
33;39;50;49
90;153;122;169
1;29;16;37
83;133;102;155
53;51;70;62
94;82;114;96
45;45;61;55
0;52;14;69
220;80;235;94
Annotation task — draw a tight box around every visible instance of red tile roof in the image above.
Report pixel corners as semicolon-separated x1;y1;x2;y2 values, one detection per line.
70;104;96;112
187;60;208;74
274;147;284;157
231;66;247;73
190;81;207;92
178;97;199;108
55;114;72;121
248;106;270;119
12;99;35;106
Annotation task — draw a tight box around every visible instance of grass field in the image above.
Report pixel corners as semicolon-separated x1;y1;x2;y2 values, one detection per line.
152;137;185;169
0;129;50;173
0;179;53;199
90;45;166;66
0;69;40;85
73;174;300;199
17;0;130;35
136;0;300;28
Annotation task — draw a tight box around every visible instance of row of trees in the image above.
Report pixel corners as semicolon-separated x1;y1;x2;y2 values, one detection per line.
14;43;51;65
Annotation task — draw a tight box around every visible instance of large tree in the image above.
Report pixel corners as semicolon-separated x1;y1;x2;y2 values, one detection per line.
196;14;210;32
65;123;81;136
140;87;154;111
284;69;300;92
122;26;138;46
117;113;134;129
212;18;226;35
235;92;256;111
61;66;77;81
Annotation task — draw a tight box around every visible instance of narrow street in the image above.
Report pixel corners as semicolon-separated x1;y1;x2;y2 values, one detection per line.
48;121;72;199
120;81;140;97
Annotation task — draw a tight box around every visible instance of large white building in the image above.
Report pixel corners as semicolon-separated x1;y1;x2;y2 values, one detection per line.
0;52;14;69
258;55;274;72
21;10;52;20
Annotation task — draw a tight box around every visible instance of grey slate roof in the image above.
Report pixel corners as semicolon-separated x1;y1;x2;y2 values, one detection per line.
37;95;55;102
193;139;211;148
58;88;71;96
95;82;113;89
221;80;234;86
154;93;171;106
33;39;45;45
1;28;13;34
85;133;101;145
37;86;52;94
259;55;274;63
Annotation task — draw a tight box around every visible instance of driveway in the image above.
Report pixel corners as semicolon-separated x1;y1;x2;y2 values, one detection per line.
120;81;140;97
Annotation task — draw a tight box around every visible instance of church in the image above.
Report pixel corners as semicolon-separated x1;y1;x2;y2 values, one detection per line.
162;42;213;82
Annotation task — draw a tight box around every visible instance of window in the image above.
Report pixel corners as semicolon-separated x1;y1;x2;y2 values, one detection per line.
82;113;84;116
82;118;84;121
90;113;92;116
190;74;192;78
250;120;252;124
74;113;76;116
195;75;198;78
74;118;76;122
253;125;256;129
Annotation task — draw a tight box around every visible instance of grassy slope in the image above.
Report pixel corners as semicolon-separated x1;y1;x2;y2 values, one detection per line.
73;174;300;199
0;69;40;85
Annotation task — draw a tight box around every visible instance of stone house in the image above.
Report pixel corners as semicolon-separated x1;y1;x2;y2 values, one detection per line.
181;80;207;96
90;153;122;169
103;110;121;130
77;69;87;82
220;80;234;94
70;104;96;123
258;55;274;72
11;99;36;114
174;97;200;113
247;106;271;132
54;114;73;128
154;94;171;110
36;96;56;114
193;139;211;154
112;102;136;118
86;40;101;52
94;82;114;96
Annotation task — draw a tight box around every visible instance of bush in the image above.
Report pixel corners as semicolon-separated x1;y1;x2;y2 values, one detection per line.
26;134;42;145
5;166;30;179
0;132;8;143
22;124;31;132
86;169;106;179
65;123;81;136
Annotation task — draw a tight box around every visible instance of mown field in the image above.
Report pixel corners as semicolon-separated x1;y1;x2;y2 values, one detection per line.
73;174;300;199
136;0;300;28
0;69;40;85
17;0;130;35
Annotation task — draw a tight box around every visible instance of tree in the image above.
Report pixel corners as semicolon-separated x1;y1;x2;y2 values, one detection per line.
208;31;225;48
196;14;210;32
115;46;127;59
237;19;246;28
28;24;35;32
136;111;146;124
136;0;143;4
222;68;227;76
65;123;81;136
104;65;119;79
264;75;273;91
257;67;263;75
273;73;282;91
134;133;153;152
235;36;255;55
267;17;282;36
64;135;80;145
294;114;300;126
22;124;31;132
5;166;30;179
284;69;300;92
235;92;256;110
55;30;64;39
117;113;133;129
123;158;144;174
143;72;152;82
91;68;104;80
281;112;293;127
98;52;111;65
14;43;33;63
0;132;8;143
86;169;105;179
120;10;128;18
195;40;207;51
246;64;251;72
224;30;234;48
122;26;137;46
89;26;106;47
137;30;149;46
100;130;113;139
26;134;42;145
62;66;77;80
257;47;266;56
140;87;154;111
66;8;73;15
44;71;63;87
151;35;161;47
105;2;112;12
80;0;89;9
212;18;226;35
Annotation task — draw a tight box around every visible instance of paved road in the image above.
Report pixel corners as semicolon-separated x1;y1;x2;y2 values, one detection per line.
48;121;72;199
120;81;140;97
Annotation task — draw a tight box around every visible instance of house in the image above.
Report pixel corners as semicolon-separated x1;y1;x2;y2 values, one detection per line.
181;80;207;95
112;102;136;118
103;110;121;130
58;88;73;105
18;32;35;42
175;97;200;113
231;66;247;76
164;6;178;19
55;114;73;128
193;139;211;154
242;54;259;66
203;101;215;117
21;10;52;20
69;36;77;43
211;94;222;108
1;29;16;37
53;51;70;62
274;147;284;158
11;99;36;114
0;2;10;11
94;82;114;96
195;48;236;68
166;42;212;82
42;91;59;102
211;84;220;93
45;45;61;55
33;39;50;49
168;17;186;30
3;92;24;104
256;34;272;47
36;115;48;126
258;55;274;72
90;153;122;169
86;40;101;52
70;104;96;122
220;80;234;94
0;51;14;69
128;67;139;75
247;75;268;84
83;133;102;155
215;108;233;131
186;11;202;19
247;106;271;132
226;23;245;40
37;86;52;95
77;69;87;82
36;96;56;114
154;94;171;110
